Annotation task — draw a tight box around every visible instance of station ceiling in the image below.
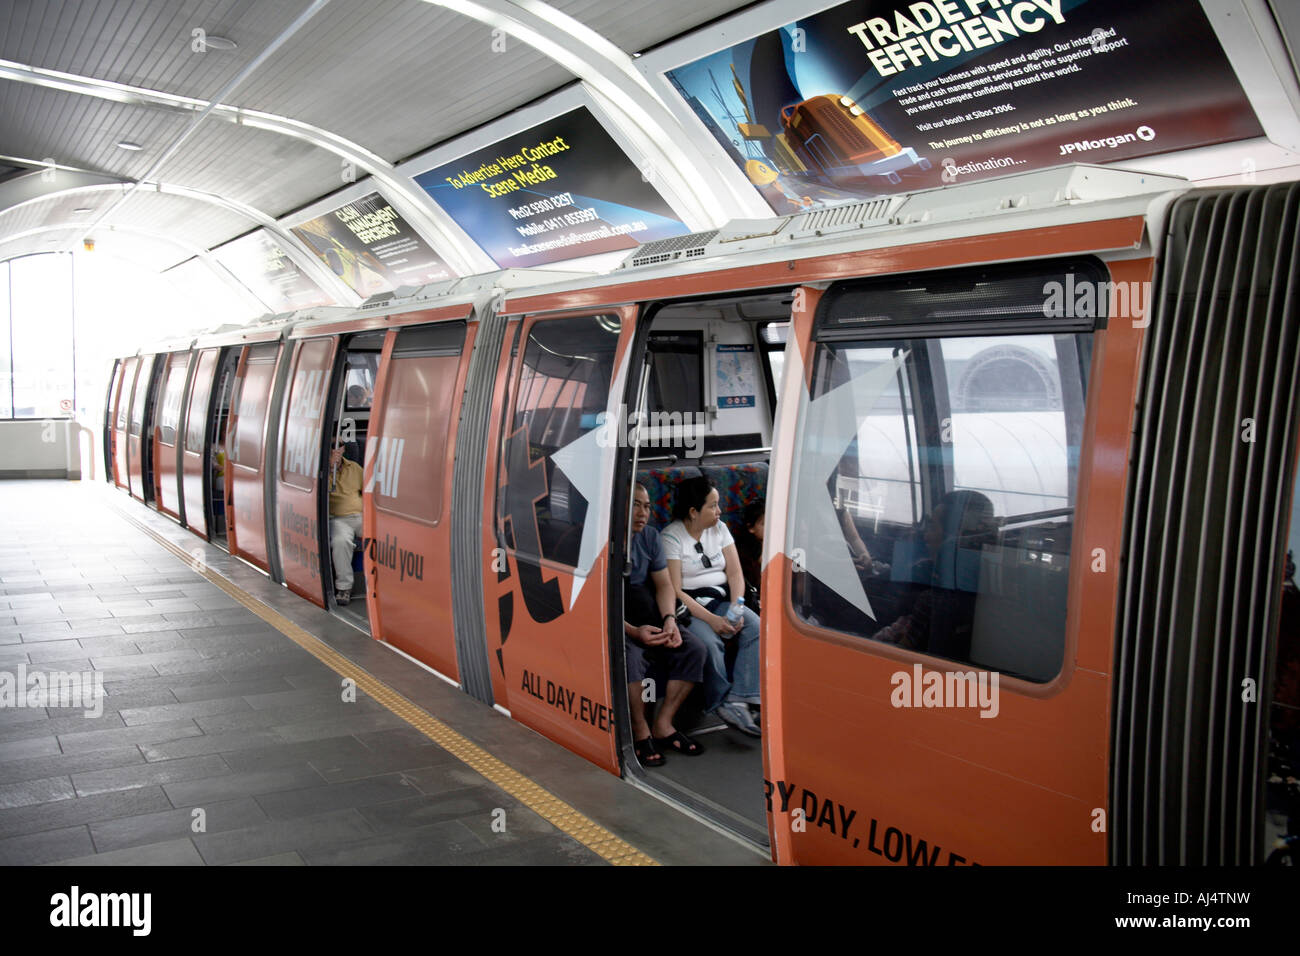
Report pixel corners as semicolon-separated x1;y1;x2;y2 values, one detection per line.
0;0;758;295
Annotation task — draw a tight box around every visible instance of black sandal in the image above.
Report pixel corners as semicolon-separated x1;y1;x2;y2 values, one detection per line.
653;730;704;756
634;737;665;767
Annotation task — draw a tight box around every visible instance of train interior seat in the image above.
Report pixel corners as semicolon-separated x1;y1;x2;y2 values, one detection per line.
208;348;240;545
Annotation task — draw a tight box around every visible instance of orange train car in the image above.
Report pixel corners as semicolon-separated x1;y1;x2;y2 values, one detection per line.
105;165;1300;864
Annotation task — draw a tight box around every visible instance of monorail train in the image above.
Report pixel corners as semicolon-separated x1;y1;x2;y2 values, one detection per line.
103;164;1300;865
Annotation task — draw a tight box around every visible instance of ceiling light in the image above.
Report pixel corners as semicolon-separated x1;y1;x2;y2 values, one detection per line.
116;140;143;151
204;36;237;51
72;207;92;214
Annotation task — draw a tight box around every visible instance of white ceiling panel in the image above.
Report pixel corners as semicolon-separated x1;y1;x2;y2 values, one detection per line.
0;0;305;101
226;0;574;162
106;189;254;251
550;0;757;54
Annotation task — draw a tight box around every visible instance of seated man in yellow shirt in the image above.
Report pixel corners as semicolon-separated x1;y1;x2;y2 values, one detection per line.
328;441;364;605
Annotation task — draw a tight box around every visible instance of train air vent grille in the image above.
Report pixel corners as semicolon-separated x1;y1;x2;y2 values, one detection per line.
624;230;720;269
1113;182;1300;865
790;198;894;238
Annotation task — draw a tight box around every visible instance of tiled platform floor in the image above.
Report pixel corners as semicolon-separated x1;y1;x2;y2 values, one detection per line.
0;480;763;866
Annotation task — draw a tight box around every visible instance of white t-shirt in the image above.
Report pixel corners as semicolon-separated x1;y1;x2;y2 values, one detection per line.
662;520;733;594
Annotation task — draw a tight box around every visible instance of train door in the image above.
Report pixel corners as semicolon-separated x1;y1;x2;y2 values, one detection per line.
764;259;1132;865
103;359;121;484
226;343;282;573
207;348;239;546
611;293;785;845
276;335;337;607
154;351;190;522
126;354;156;502
364;321;472;677
320;331;383;629
113;357;137;492
482;308;637;772
180;348;220;539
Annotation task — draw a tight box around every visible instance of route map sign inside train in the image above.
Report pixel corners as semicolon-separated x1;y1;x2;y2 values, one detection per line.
414;107;691;268
665;0;1264;213
291;193;454;297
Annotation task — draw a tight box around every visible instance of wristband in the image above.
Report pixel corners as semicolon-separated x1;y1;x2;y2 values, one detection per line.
663;614;674;623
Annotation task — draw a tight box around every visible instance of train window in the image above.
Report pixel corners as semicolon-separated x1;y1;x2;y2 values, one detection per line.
157;355;188;447
760;322;788;400
373;322;467;525
280;339;333;492
184;351;218;452
231;345;278;468
344;352;378;411
128;356;153;437
116;359;135;430
500;314;620;569
790;264;1100;682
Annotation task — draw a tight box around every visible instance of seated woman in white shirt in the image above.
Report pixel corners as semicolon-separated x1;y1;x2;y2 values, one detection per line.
662;476;762;737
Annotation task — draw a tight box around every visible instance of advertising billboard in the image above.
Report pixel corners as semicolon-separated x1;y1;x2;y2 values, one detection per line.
214;231;332;313
665;0;1263;212
414;107;690;268
291;192;454;297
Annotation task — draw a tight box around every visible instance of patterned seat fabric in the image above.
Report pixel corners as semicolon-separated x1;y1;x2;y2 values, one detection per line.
635;465;703;529
702;461;769;536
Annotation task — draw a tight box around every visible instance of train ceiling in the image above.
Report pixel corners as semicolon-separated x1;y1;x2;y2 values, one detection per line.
0;0;760;290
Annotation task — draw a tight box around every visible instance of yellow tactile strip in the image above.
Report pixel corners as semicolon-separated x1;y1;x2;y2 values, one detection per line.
112;504;658;866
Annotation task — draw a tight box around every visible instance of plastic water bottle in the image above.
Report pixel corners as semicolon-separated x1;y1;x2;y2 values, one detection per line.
726;597;745;626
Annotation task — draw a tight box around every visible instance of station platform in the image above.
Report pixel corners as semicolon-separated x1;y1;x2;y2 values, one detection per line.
0;480;766;866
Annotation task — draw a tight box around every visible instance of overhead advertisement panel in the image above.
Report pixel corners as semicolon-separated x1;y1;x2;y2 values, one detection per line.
291;192;454;297
414;107;690;268
214;230;332;313
665;0;1264;213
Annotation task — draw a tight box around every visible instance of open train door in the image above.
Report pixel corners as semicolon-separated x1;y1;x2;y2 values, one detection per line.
363;311;474;677
764;255;1149;865
226;342;283;573
108;358;132;489
275;335;337;606
103;359;121;484
481;306;638;773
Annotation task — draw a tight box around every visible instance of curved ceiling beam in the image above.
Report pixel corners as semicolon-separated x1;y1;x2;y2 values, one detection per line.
0;221;272;316
0;59;495;276
0;167;355;309
422;0;756;222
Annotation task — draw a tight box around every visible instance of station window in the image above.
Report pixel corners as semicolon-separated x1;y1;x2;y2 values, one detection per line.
789;262;1099;682
500;314;620;570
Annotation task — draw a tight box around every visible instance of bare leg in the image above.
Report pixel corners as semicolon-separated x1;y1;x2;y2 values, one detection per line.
651;679;695;738
627;683;652;740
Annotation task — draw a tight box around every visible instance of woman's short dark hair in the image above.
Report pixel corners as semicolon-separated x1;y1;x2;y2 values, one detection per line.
672;476;715;521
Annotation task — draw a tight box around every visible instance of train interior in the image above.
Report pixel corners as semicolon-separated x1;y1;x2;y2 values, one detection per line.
622;292;789;840
207;348;240;546
324;331;383;631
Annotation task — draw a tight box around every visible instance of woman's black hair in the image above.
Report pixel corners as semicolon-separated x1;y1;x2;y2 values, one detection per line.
742;499;765;530
672;475;715;522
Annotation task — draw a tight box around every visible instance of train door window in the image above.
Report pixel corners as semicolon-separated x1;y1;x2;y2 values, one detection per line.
206;349;239;542
789;262;1100;682
128;357;151;439
759;321;789;408
116;359;135;431
343;351;378;412
374;323;466;524
499;314;620;569
231;345;278;469
157;354;188;447
647;332;704;415
280;339;332;493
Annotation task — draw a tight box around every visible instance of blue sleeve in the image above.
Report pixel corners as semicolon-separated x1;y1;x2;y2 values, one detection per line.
647;527;667;573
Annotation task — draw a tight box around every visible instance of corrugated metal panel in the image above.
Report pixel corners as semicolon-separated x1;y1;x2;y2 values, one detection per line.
227;0;573;163
550;0;757;53
450;307;510;706
1113;183;1300;864
110;190;253;250
0;0;300;100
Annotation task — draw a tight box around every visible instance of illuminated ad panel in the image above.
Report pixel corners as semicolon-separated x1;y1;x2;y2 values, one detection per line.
291;192;454;297
414;107;690;268
214;230;332;312
665;0;1263;213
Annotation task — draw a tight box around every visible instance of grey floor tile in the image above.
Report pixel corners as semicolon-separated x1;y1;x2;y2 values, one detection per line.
0;824;94;865
50;837;205;866
192;808;376;865
0;734;62;761
169;677;295;703
0;786;174;839
254;774;421;820
226;850;305;865
115;696;252;727
355;787;509;834
300;819;482;865
0;747;146;786
219;737;371;773
71;753;231;798
163;765;326;806
140;730;284;762
58;717;202;754
0;774;77;810
89;797;269;853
